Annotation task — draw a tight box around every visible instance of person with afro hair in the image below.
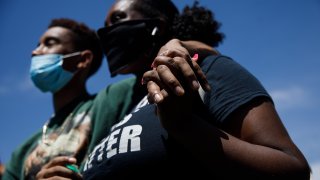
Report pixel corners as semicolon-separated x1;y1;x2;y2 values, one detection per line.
82;0;310;179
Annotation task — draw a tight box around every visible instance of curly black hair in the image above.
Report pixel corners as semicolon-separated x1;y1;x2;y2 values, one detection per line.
172;1;224;47
132;0;179;25
49;18;103;79
131;0;224;47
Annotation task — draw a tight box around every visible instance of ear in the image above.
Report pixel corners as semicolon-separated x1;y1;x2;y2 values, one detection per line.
77;50;93;69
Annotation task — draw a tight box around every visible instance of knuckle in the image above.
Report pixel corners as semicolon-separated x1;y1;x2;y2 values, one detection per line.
181;52;191;61
156;64;168;72
146;70;158;79
185;71;195;79
35;173;42;179
167;58;175;66
154;55;165;62
178;56;189;64
143;70;152;78
167;78;178;87
165;49;174;56
147;80;155;87
170;38;180;44
192;61;201;69
172;57;183;67
150;69;159;78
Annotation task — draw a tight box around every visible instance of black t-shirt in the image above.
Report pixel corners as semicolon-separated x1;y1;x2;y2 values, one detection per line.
82;55;271;179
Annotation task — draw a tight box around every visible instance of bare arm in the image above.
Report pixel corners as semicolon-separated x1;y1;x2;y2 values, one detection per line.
155;93;310;178
144;39;311;179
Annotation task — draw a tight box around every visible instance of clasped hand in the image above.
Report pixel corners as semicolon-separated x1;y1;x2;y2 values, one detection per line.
142;39;213;129
36;156;82;180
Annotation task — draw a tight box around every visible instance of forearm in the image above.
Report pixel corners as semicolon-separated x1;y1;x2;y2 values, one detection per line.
180;40;219;60
161;111;310;179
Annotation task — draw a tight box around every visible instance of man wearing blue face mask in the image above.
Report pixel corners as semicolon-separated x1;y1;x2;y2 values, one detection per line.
2;18;125;180
30;51;82;93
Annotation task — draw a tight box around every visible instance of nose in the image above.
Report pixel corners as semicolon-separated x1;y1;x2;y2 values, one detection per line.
31;44;44;57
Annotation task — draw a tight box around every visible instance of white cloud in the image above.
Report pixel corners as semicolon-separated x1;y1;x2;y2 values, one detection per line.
0;74;34;96
269;86;311;110
311;162;320;180
17;75;34;92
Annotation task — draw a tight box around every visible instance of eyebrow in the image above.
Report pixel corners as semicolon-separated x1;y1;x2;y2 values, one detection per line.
44;36;61;43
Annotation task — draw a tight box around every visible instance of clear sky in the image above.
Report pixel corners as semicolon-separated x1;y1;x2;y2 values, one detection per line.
0;0;319;178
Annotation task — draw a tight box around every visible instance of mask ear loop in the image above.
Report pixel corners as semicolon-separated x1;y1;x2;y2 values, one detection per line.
63;51;82;59
62;51;83;73
151;27;159;36
146;26;161;69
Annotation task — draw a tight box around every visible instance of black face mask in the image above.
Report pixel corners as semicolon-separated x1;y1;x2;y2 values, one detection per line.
97;18;164;77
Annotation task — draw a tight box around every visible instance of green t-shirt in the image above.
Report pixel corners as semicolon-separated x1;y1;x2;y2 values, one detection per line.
3;77;140;180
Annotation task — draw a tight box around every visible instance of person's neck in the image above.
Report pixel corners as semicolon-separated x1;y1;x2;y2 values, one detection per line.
52;83;88;113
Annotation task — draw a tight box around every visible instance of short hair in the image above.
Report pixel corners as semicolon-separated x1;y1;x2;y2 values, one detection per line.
49;18;103;78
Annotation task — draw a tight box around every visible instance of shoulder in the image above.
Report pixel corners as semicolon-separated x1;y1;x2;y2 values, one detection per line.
200;54;272;123
3;131;42;179
91;77;137;111
90;76;138;124
201;54;264;87
9;131;42;160
96;77;137;99
200;55;245;73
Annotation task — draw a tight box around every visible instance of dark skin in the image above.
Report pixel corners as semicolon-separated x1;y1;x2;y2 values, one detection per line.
108;0;310;179
32;27;93;112
36;0;309;179
36;3;211;179
143;16;311;180
35;157;81;180
33;3;204;179
105;0;211;93
32;26;93;180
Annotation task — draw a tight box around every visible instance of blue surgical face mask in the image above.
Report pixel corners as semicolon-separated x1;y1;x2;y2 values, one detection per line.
30;52;81;93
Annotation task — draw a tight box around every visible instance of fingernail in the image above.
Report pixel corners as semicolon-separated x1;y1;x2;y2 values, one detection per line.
175;86;185;96
151;61;155;68
192;54;199;61
205;84;211;91
68;157;77;163
141;78;145;85
154;93;162;103
192;80;200;90
203;78;211;91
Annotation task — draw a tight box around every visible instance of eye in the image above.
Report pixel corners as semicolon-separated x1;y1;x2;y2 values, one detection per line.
44;37;59;47
110;11;127;25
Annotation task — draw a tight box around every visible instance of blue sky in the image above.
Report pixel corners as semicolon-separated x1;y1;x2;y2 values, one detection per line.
0;0;319;178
